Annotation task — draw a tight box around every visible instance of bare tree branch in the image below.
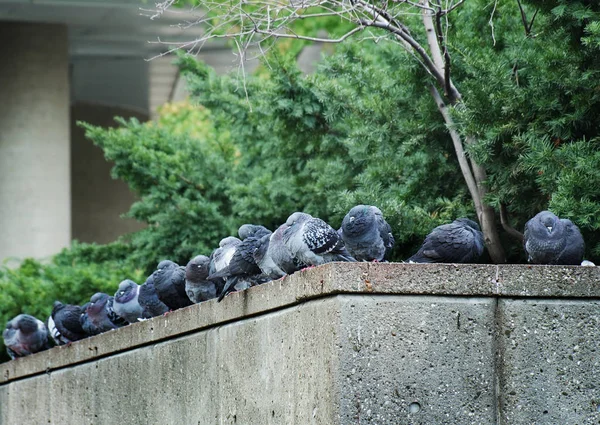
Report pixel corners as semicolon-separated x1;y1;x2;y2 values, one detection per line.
500;203;525;242
516;0;538;37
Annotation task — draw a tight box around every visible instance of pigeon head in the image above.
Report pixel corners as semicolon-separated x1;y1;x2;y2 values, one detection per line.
115;279;138;304
12;314;42;334
238;224;271;240
86;293;110;315
185;255;211;281
538;211;560;233
219;237;241;248
285;212;311;227
342;205;376;235
455;218;481;232
157;260;178;271
528;211;562;238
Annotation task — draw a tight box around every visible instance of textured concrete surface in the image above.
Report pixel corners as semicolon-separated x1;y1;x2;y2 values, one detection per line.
498;299;600;425
0;23;70;260
1;264;600;424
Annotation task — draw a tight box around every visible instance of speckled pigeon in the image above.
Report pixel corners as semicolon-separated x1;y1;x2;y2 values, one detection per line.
3;314;51;359
150;260;194;310
407;218;485;263
523;211;585;265
211;225;273;302
80;293;128;336
47;301;87;345
185;255;222;303
282;212;356;266
339;205;395;261
114;279;148;323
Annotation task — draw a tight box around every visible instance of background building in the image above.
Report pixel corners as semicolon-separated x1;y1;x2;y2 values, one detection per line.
0;0;264;262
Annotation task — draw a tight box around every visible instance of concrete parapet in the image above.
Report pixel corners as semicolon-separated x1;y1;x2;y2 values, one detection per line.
1;263;600;424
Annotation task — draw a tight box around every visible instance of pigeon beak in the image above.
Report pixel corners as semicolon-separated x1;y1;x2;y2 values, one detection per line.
546;226;553;232
350;217;355;222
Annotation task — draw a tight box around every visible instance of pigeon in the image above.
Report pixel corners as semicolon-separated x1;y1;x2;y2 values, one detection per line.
523;211;585;265
3;314;51;359
80;293;128;336
282;212;356;266
185;255;222;303
138;279;170;317
339;205;395;261
407;218;485;263
47;301;87;345
150;260;194;310
254;223;304;279
211;225;272;302
114;279;148;323
238;224;271;240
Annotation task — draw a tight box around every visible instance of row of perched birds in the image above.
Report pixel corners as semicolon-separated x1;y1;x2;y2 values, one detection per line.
2;207;588;360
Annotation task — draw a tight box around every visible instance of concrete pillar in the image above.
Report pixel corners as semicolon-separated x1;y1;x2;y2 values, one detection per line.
0;23;70;261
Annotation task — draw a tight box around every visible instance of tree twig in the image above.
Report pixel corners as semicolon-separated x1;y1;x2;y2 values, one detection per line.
500;203;524;242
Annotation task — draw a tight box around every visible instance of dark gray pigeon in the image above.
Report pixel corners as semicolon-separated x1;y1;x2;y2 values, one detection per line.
114;279;147;323
254;223;305;279
282;212;356;266
138;278;170;317
47;301;87;345
3;314;51;359
523;211;585;265
407;218;485;263
339;205;395;261
185;255;222;303
80;293;128;336
150;260;194;310
238;224;271;240
211;225;273;302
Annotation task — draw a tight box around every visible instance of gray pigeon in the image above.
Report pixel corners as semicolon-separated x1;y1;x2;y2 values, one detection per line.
282;212;356;266
211;225;272;302
114;279;147;323
407;218;485;263
138;279;170;317
523;211;585;265
3;314;51;359
185;255;221;303
254;223;304;279
150;260;194;310
339;205;395;261
80;293;128;336
47;301;87;345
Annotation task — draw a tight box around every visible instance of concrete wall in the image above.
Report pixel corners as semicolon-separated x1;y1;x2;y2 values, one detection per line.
71;102;146;244
1;263;600;424
0;23;71;261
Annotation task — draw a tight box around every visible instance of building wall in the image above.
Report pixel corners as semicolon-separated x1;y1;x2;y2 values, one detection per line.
0;23;70;262
2;263;600;425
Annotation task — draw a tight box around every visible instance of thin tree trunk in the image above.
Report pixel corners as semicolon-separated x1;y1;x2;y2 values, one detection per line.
423;2;506;263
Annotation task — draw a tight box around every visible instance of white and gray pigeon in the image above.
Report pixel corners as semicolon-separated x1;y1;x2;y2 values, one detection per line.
523;210;585;265
114;279;147;323
3;314;51;359
80;293;128;336
282;212;356;266
47;301;87;345
211;225;272;302
407;218;485;263
339;205;395;261
185;255;222;303
150;260;194;311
